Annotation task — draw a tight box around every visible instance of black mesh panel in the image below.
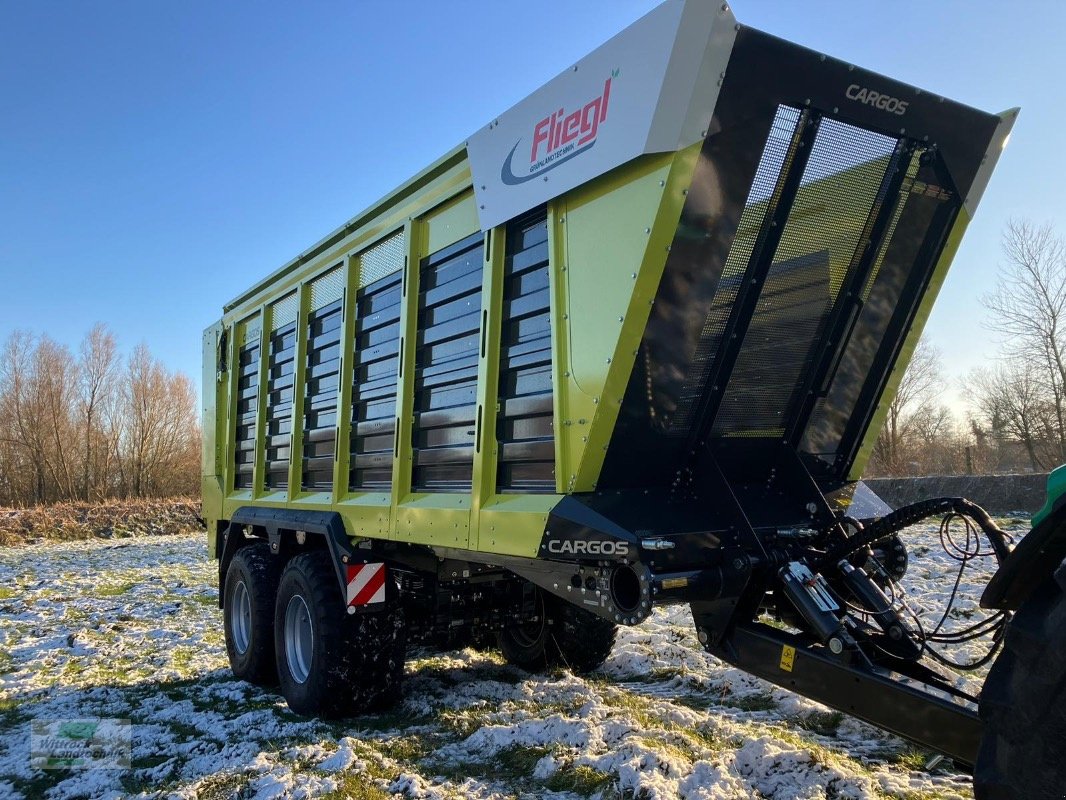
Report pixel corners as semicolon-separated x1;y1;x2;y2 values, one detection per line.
712;118;897;437
800;151;956;467
670;106;802;432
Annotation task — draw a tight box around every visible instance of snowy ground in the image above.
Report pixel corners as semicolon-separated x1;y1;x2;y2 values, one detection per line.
0;518;1028;800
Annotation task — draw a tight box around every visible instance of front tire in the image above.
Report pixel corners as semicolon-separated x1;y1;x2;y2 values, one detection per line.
274;551;405;718
975;573;1066;799
223;542;281;686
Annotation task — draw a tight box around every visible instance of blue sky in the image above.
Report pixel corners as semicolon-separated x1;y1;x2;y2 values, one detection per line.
2;1;1063;412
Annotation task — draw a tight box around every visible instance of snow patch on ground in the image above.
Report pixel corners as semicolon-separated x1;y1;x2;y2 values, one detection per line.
0;520;1021;798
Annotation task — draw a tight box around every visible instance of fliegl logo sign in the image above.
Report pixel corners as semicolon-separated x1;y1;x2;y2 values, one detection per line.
501;74;614;185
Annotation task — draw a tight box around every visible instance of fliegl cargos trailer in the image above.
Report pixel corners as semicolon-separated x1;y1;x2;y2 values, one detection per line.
202;1;1066;795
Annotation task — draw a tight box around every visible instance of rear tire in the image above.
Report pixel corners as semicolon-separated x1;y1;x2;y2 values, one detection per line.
975;573;1066;799
274;551;405;718
499;589;617;674
223;542;281;686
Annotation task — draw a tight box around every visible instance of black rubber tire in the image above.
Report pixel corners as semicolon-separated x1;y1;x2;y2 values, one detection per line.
223;542;281;687
499;590;617;674
274;551;406;718
975;573;1066;799
551;598;618;673
499;588;553;670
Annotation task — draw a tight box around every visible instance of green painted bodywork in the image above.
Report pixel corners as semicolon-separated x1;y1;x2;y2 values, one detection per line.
555;145;701;491
202;115;1008;560
203;142;703;559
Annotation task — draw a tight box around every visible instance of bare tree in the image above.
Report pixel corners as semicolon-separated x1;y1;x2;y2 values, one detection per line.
78;324;118;501
981;219;1066;464
969;360;1058;471
0;331;38;503
870;337;944;475
120;344;200;498
0;326;200;507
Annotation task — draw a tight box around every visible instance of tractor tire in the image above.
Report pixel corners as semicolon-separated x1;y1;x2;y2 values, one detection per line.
499;590;617;674
975;572;1066;799
223;542;281;686
274;551;405;718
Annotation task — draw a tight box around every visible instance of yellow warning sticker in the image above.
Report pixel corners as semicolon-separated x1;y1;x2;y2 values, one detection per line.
780;645;796;673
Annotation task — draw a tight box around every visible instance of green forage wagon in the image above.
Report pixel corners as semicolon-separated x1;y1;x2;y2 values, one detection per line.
202;2;1064;796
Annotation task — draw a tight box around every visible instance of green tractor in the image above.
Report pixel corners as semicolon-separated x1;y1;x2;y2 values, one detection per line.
201;1;1061;796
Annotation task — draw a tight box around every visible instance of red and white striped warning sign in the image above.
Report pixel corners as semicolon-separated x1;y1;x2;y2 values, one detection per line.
346;563;386;606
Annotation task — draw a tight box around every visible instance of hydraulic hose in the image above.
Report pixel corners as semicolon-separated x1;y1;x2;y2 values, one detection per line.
819;497;1012;571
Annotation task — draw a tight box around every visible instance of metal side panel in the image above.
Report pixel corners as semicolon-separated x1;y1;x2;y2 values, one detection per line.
554;145;701;492
202;320;226;555
393;197;483;551
495;210;556;493
350;269;403;493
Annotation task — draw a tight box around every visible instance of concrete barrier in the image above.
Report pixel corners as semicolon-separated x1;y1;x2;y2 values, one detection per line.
864;474;1049;516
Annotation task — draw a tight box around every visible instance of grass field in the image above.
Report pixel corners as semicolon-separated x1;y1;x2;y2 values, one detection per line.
0;519;1020;799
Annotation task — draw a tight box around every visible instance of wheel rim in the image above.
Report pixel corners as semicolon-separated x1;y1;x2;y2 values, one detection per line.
284;594;314;684
230;579;252;655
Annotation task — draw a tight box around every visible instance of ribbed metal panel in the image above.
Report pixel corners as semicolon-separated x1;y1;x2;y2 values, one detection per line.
241;316;262;345
496;210;554;492
360;231;406;288
411;232;484;492
233;316;260;490
264;292;299;489
265;324;296;490
301;297;342;490
350;270;402;491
